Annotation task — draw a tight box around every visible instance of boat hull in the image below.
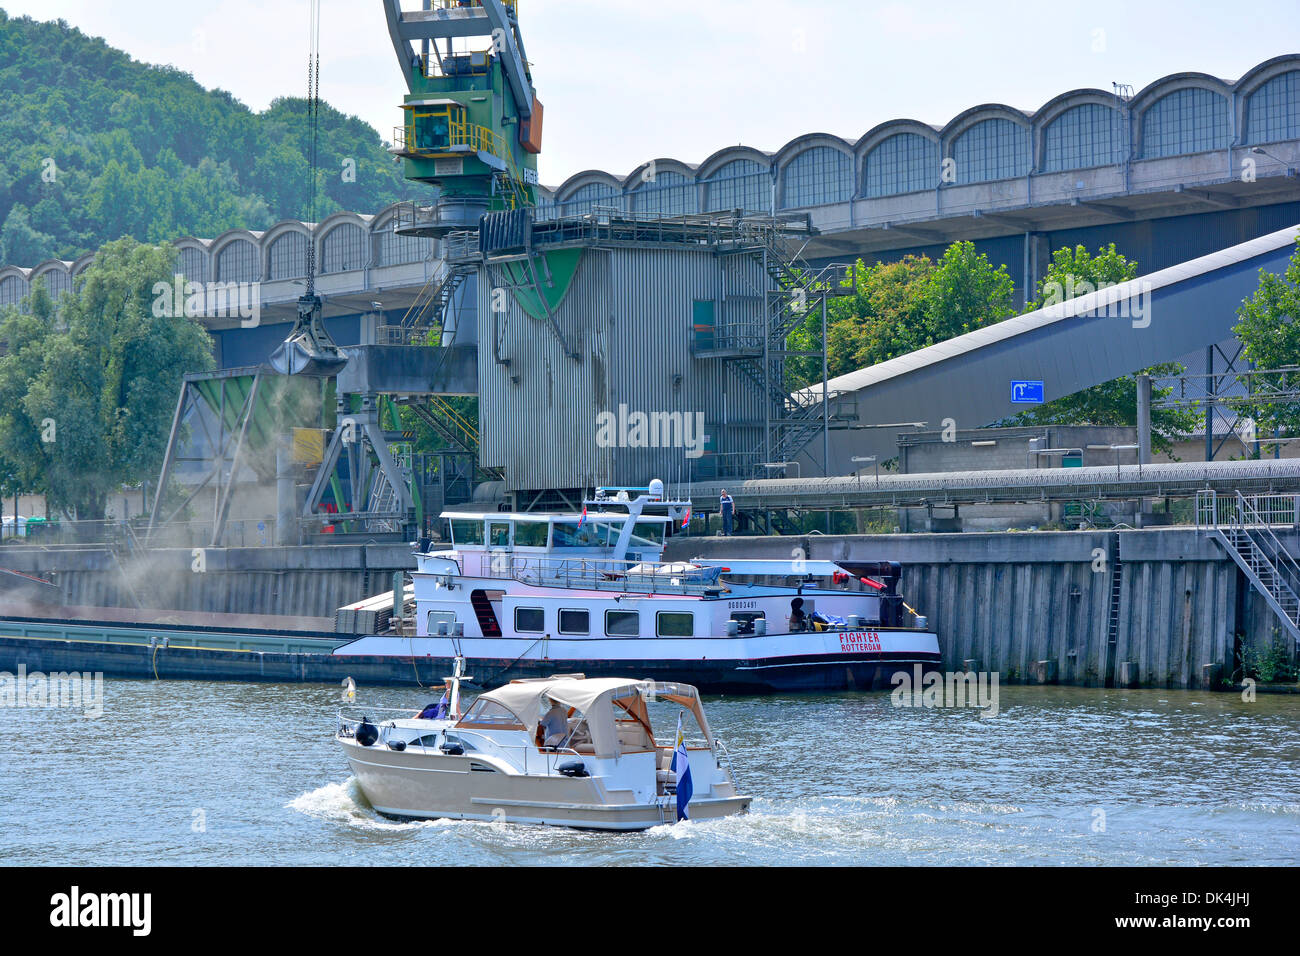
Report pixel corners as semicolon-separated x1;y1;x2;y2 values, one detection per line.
334;629;943;693
374;653;937;693
340;740;750;831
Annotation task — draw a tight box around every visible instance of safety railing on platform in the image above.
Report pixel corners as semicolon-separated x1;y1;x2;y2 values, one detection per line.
482;555;723;594
0;517;278;550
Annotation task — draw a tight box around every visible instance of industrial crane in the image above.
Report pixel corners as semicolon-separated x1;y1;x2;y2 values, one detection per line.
384;0;543;233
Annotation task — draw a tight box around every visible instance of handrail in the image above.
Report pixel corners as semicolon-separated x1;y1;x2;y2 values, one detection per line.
482;554;722;594
1234;492;1300;594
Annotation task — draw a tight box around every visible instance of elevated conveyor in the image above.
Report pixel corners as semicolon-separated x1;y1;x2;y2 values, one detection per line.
803;225;1300;470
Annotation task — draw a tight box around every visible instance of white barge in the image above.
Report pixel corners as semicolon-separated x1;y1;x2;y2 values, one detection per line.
333;485;941;693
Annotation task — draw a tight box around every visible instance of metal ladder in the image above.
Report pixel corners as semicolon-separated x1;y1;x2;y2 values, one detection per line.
1106;533;1123;648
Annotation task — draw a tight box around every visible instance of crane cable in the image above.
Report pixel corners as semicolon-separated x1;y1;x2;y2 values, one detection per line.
305;0;323;296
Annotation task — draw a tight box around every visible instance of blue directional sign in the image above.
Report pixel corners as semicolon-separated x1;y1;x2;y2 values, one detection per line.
1011;380;1045;404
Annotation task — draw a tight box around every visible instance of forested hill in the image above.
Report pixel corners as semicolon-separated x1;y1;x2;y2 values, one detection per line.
0;10;419;265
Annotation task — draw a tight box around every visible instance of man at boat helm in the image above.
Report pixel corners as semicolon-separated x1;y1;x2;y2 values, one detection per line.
539;697;569;748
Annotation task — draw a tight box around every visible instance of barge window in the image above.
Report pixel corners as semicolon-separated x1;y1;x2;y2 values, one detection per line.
559;608;589;635
630;522;665;547
488;521;511;547
449;519;484;546
605;609;640;637
427;610;456;631
553;521;611;548
656;611;694;637
514;521;548;548
515;607;545;633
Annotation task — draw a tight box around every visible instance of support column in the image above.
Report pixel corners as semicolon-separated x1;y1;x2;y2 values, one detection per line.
1136;373;1152;465
1204;346;1215;462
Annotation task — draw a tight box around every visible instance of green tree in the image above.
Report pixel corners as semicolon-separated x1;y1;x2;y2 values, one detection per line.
0;239;213;519
1234;236;1300;437
788;241;1013;387
923;240;1016;341
0;13;417;266
0;203;55;265
1002;243;1198;454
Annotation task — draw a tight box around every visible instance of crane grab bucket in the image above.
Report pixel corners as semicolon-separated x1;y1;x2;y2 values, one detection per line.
266;294;348;378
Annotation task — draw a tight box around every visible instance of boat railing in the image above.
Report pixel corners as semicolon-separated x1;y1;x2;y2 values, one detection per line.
444;727;596;775
713;736;741;788
338;712;595;775
484;555;723;595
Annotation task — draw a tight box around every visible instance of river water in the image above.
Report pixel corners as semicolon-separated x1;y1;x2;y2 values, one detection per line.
2;679;1297;865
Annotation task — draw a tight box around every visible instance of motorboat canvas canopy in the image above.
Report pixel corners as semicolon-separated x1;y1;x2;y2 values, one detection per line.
457;676;712;758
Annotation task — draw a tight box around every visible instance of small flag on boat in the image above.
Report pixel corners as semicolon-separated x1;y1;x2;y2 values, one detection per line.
577;505;587;529
671;712;693;821
681;507;691;530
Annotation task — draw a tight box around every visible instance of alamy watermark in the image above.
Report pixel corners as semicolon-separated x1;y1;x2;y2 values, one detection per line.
891;664;999;718
595;404;708;460
152;274;261;328
0;664;104;717
1041;276;1152;329
50;886;150;936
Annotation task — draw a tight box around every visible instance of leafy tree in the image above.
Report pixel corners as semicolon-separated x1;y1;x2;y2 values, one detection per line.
923;240;1016;341
0;239;213;519
1233;236;1300;437
1001;243;1198;454
0;13;419;266
788;241;1013;386
0;203;55;264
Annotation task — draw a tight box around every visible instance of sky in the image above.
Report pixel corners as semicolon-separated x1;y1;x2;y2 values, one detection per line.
3;0;1299;189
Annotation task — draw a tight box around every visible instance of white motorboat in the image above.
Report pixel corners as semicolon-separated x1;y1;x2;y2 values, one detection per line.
337;663;749;830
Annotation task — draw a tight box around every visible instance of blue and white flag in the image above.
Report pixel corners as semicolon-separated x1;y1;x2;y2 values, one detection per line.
671;712;693;821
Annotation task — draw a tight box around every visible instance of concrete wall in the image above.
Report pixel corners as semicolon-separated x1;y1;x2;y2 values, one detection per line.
3;527;1293;686
0;544;418;620
675;526;1297;688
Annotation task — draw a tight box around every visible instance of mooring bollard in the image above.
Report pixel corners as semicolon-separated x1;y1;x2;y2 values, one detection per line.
1202;662;1223;689
962;658;982;673
1119;661;1140;688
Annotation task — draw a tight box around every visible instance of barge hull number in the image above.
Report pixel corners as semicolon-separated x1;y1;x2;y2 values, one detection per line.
839;631;883;653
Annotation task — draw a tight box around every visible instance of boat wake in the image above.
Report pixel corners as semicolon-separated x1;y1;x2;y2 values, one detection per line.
288;778;460;832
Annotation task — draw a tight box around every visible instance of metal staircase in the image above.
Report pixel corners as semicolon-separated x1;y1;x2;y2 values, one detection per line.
1197;490;1300;643
714;219;853;475
388;260;473;345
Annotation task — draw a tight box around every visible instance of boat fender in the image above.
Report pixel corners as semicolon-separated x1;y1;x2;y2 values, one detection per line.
355;718;379;747
441;742;465;756
557;759;588;778
388;739;407;751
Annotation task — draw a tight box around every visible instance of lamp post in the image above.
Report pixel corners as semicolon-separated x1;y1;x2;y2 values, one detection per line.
1109;443;1140;479
1250;146;1298;177
852;455;878;490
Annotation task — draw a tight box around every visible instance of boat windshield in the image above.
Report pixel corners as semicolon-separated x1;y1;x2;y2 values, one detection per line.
629;522;664;548
552;521;615;548
456;698;525;730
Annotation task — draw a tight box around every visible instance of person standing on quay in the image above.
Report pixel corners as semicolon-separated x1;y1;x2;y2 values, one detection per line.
720;490;735;536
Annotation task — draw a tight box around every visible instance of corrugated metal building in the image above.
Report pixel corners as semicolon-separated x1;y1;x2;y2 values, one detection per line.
476;233;775;497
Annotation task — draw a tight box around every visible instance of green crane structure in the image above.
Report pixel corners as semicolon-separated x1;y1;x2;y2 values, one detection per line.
384;0;543;233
